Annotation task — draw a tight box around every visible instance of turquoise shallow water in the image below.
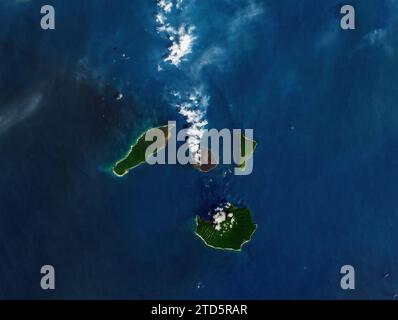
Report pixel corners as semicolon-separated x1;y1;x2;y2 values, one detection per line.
0;0;398;299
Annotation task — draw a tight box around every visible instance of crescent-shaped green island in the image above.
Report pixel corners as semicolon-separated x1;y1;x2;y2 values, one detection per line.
195;203;257;251
237;133;258;171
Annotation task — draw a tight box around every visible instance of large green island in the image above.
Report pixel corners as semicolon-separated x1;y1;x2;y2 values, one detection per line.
113;124;173;177
195;203;257;251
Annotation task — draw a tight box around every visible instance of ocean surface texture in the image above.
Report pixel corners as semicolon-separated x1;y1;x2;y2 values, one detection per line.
1;0;398;299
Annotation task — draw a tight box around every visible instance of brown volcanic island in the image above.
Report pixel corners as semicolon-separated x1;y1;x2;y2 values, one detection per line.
192;148;218;173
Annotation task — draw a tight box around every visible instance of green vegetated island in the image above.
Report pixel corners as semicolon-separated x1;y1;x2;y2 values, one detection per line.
237;133;258;171
113;125;257;176
113;124;173;177
113;125;258;251
195;204;257;251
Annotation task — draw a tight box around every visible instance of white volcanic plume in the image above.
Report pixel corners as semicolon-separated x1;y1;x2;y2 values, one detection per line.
155;0;265;164
156;0;196;67
173;88;209;163
156;0;207;163
164;25;196;66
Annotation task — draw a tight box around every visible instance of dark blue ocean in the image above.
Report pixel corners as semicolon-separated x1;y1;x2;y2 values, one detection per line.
1;0;398;299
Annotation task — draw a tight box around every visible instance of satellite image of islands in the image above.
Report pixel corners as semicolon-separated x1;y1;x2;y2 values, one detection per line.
1;0;398;304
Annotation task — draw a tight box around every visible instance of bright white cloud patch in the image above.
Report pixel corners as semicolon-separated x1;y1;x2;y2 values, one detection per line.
157;0;173;13
174;88;209;162
156;0;196;67
212;203;234;232
164;25;196;66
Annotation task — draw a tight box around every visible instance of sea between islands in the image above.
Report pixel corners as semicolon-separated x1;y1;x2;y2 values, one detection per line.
112;124;258;251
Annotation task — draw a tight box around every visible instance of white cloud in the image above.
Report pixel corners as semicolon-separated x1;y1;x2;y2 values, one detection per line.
154;1;266;163
156;1;196;67
164;25;196;66
157;0;173;13
176;88;209;162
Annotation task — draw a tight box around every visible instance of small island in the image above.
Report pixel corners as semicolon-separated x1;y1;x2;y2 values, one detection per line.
192;148;218;173
237;133;258;171
195;203;257;251
113;124;173;177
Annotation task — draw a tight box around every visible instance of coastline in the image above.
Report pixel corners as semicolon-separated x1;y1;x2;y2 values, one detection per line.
112;123;175;177
194;215;258;252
